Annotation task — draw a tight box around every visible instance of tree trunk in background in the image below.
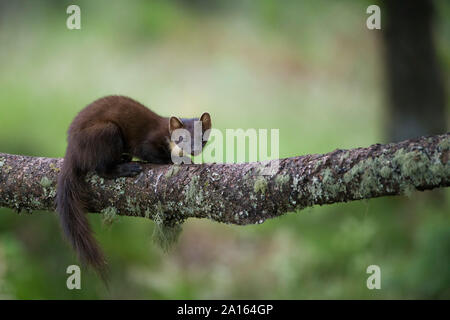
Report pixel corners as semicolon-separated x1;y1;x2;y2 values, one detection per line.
383;0;447;142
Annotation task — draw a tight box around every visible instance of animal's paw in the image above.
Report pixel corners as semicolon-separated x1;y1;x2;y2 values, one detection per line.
117;162;143;177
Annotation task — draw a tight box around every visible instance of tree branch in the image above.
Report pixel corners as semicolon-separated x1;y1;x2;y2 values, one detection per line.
0;134;448;226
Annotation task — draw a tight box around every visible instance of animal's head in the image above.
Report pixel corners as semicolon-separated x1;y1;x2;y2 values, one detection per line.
168;112;212;157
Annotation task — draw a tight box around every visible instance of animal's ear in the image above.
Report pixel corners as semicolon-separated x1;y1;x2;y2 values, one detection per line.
200;112;211;131
169;116;184;134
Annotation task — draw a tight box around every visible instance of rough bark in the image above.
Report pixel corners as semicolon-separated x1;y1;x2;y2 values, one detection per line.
0;133;448;226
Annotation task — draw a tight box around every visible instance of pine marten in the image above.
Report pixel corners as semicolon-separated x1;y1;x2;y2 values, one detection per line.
56;95;211;278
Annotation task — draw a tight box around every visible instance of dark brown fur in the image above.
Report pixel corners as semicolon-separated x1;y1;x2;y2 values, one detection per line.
56;95;211;279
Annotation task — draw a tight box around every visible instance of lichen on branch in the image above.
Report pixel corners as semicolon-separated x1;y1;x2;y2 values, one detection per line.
0;133;448;226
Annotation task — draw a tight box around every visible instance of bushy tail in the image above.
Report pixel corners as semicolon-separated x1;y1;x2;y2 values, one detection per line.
56;163;108;280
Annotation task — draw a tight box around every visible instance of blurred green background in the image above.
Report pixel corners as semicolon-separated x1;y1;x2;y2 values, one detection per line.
0;0;449;299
